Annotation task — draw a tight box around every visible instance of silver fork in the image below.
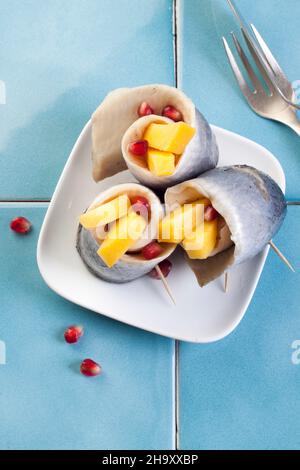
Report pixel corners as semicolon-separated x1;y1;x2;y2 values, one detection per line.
222;3;300;135
226;0;300;110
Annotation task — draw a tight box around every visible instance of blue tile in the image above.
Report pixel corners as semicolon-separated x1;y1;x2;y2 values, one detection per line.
178;0;300;199
0;0;174;199
178;1;300;449
0;206;174;449
179;206;300;450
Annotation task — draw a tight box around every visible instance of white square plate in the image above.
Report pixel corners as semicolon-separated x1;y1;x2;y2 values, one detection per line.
37;121;285;342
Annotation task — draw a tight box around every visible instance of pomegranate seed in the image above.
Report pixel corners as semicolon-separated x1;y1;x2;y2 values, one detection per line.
129;140;148;157
138;101;153;117
10;216;31;234
162;105;183;122
142;241;163;260
130;195;150;220
204;205;219;222
80;358;101;377
149;259;172;279
64;325;84;344
130;195;150;211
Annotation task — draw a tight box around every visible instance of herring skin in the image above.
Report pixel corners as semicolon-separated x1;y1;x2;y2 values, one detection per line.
167;165;286;265
76;181;175;283
187;109;219;179
173;109;219;185
77;225;175;283
92;84;219;183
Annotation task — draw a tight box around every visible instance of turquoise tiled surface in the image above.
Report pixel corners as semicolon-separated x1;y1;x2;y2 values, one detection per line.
178;0;300;450
2;0;300;451
179;207;300;450
0;206;174;450
177;0;300;199
0;0;173;199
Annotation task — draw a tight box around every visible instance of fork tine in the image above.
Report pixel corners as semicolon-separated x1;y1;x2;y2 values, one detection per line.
231;32;264;93
226;0;300;110
226;0;275;81
222;37;253;104
250;24;288;80
240;28;276;94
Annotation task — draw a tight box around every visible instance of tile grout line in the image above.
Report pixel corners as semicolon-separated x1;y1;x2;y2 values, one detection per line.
171;0;300;451
0;200;50;208
172;0;178;90
2;0;197;450
174;340;180;450
0;200;51;203
173;0;180;452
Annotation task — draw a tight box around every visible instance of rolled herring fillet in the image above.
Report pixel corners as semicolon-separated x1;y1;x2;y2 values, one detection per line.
164;165;287;286
92;84;218;184
77;182;176;283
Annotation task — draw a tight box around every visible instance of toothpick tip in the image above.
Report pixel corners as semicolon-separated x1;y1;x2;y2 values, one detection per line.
269;240;296;273
224;272;228;293
155;265;176;305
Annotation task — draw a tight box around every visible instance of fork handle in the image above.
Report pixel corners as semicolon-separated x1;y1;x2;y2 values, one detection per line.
279;110;300;136
286;121;300;136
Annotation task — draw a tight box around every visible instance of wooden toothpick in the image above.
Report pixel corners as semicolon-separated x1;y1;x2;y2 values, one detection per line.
222;241;294;293
155;265;176;305
269;240;295;272
286;201;300;206
224;272;228;293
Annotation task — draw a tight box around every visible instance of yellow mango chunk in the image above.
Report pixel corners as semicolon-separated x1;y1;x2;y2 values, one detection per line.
184;219;218;260
80;194;131;229
144;122;196;155
147;148;175;176
158;199;207;244
97;212;147;267
181;225;205;251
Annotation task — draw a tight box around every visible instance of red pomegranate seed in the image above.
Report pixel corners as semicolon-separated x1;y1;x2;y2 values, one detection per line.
149;259;172;279
129;140;148;157
142;241;163;260
162;105;183;122
130;195;150;220
64;325;84;344
130;195;150;211
80;359;101;377
138;101;154;117
204;205;219;222
10;216;31;234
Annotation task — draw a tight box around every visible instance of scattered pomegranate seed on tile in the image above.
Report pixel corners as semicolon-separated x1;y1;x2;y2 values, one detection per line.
162;105;183;122
129;140;148;156
64;325;84;344
138;101;153;117
80;359;101;377
10;216;32;234
149;259;172;278
142;241;163;260
204;206;219;221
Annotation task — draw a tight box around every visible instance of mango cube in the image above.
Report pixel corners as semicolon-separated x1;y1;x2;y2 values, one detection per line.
181;225;204;251
97;212;147;267
158;199;206;244
144;122;196;155
184;219;218;260
147;148;175;176
80;194;131;229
